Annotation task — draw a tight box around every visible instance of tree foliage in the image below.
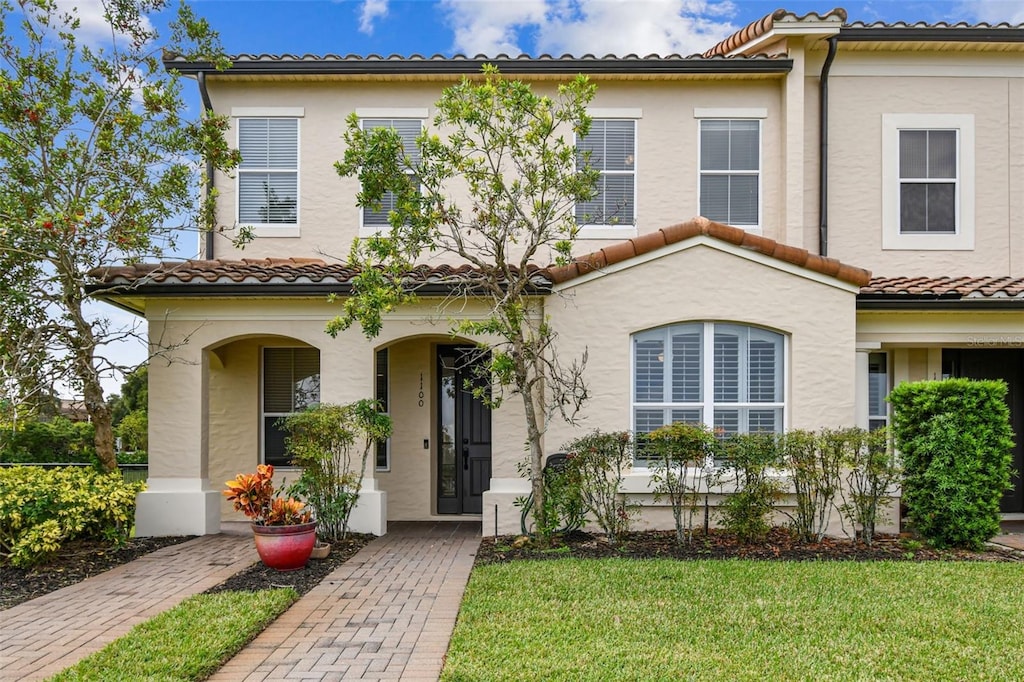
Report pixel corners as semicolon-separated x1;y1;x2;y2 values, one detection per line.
333;66;600;533
0;0;240;471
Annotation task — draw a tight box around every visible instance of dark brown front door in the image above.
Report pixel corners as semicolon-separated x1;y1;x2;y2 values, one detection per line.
437;346;492;514
944;349;1024;513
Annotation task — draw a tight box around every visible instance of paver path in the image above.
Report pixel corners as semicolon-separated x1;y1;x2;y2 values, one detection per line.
209;520;479;682
0;534;257;681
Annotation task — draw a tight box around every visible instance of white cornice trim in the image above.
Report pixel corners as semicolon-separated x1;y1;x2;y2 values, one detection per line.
231;107;305;117
355;107;429;118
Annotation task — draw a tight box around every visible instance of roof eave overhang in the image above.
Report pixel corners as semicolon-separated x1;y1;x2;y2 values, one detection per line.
164;57;794;77
837;27;1024;43
857;296;1024;310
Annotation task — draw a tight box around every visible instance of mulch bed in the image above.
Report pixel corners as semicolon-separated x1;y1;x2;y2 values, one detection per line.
203;534;375;596
475;527;1024;565
0;535;194;610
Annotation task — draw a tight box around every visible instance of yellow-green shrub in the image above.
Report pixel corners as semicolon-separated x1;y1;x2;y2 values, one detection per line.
0;466;145;567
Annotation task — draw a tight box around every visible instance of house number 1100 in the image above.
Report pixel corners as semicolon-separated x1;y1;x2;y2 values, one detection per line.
418;372;424;407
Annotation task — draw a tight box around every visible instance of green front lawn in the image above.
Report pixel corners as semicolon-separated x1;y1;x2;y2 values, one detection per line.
442;559;1024;681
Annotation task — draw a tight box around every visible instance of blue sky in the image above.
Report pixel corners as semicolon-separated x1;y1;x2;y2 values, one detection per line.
172;0;1024;58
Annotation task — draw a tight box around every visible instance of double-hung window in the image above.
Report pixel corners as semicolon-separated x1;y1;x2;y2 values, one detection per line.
360;118;422;230
882;113;974;250
262;347;320;466
576;119;636;227
633;322;785;462
699;119;760;228
237;117;299;229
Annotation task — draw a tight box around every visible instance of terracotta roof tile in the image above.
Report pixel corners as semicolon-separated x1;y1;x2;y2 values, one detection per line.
702;8;848;58
859;276;1024;299
545;216;872;287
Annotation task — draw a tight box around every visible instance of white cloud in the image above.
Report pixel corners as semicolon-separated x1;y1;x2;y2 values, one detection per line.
957;0;1024;23
54;0;155;46
442;0;738;57
359;0;390;35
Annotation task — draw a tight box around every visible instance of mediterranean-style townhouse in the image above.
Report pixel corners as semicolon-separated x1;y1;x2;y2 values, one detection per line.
89;8;1024;537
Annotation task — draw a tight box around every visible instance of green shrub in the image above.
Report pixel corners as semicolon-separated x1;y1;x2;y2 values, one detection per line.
0;417;96;463
282;400;391;542
715;432;783;543
647;422;717;545
515;454;586;538
889;379;1015;550
835;427;900;546
562;430;635;544
0;466;144;567
781;429;842;543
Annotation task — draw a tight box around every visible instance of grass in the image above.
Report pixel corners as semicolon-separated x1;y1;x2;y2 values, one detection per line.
48;589;298;681
442;559;1024;681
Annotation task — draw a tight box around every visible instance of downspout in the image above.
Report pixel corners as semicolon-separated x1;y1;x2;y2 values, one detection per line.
818;35;838;257
197;71;215;260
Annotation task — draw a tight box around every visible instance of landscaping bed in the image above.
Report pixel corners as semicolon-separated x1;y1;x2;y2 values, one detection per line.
0;535;193;610
476;527;1023;565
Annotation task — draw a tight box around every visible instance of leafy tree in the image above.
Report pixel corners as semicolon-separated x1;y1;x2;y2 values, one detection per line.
109;364;148;426
334;66;600;535
0;0;240;471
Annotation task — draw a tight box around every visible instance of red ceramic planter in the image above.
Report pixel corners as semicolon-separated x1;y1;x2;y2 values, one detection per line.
251;521;317;571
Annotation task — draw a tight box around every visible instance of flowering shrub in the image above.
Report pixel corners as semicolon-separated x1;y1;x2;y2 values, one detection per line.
562;430;635;544
0;466;144;567
223;464;312;526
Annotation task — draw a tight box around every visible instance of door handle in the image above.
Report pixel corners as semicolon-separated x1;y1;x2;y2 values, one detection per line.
462;438;469;470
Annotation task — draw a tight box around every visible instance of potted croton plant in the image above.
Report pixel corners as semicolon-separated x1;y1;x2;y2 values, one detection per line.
223;464;316;571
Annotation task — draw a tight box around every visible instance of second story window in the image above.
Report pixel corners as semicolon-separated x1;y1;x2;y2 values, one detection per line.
238;118;299;226
575;119;636;226
699;119;760;228
360;118;422;229
898;129;957;234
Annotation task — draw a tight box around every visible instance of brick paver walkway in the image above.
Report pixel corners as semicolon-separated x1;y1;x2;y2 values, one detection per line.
209;520;480;682
0;534;257;681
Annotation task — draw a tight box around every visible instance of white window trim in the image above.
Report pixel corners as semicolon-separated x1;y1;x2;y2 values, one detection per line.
695;115;763;233
358;117;424;238
881;113;975;251
576;118;639;237
630;321;789;469
235;117;301;238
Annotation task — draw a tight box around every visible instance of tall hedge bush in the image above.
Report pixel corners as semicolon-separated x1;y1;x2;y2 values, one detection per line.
889;379;1015;549
0;417;96;463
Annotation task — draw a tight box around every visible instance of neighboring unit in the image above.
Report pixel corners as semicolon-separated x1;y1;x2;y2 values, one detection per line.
89;8;1024;537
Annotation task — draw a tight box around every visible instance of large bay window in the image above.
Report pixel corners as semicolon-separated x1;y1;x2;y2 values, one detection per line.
633;322;785;460
262;347;320;466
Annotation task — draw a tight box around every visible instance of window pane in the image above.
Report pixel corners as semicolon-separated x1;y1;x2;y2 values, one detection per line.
868;352;887;419
729;121;759;171
292;349;320;410
364;119;421;165
577;119;604;168
899;183;927;233
635;408;665;435
899;130;927;178
364;190;398;227
714;331;740;403
263;349;294;413
670;409;702;424
239;173;297;224
748;338;779;402
747;408;781;432
714;409;739;436
671;330;702;402
604;121;635;172
603;174;635;223
700;174;729;222
728;175;758;225
700;121;730;170
927;130;956;179
635;338;664;402
238;119;269;168
926;183;956;233
264;417;289;467
267;119;298;168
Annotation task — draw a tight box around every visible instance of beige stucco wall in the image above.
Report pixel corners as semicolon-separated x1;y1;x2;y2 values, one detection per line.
826;55;1022;277
545;239;860;448
203;76;787;262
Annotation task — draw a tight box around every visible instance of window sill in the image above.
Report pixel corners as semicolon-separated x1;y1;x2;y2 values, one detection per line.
882;231;974;251
249;225;300;238
358;225;390;238
575;225;638;240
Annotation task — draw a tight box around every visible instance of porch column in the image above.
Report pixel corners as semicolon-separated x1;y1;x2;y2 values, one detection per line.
135;346;221;536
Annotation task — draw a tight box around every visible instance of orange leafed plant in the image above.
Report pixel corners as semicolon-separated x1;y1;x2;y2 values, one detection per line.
223;464;312;526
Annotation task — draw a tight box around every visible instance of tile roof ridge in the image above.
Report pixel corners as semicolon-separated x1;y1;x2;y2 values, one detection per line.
546;216;871;287
702;7;848;58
